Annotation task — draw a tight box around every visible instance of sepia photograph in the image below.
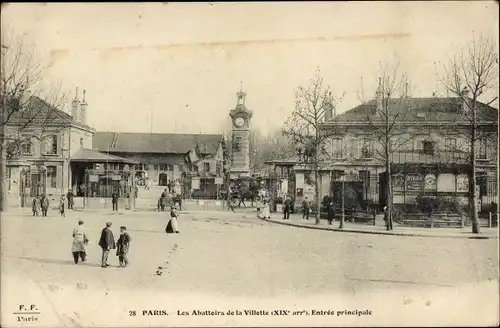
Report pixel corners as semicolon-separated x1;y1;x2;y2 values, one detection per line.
1;2;499;327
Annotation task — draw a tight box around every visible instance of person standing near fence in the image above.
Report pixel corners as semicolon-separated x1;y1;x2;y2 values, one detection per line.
111;190;119;211
32;196;41;217
40;194;49;217
283;196;291;220
66;188;74;210
302;197;311;220
327;201;335;225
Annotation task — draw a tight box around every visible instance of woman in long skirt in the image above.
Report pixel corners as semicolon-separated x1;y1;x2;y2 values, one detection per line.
261;199;271;219
165;206;180;234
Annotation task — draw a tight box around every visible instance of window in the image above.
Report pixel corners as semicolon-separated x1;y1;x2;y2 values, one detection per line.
331;138;343;158
157;164;167;171
191;165;198;173
216;162;222;175
423;140;435;155
478;138;488;159
167;164;173;171
444;138;457;151
360;139;373;158
414;137;424;151
43;135;58;155
204;162;211;173
134;164;146;171
46;166;57;188
359;170;371;187
21;140;32;155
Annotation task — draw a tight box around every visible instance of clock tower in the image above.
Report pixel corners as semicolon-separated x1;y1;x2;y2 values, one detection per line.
229;87;253;179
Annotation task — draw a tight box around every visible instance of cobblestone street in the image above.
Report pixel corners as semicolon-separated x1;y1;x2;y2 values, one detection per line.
1;210;498;327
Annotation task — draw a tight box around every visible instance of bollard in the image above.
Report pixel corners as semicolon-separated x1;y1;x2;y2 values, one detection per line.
372;210;376;226
488;212;492;228
461;214;465;228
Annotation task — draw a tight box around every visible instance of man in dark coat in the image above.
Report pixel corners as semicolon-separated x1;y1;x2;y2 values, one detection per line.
40;194;49;217
98;222;116;268
327;201;335;225
302;197;311;220
116;226;132;268
283;196;291;220
111;191;118;211
66;189;75;210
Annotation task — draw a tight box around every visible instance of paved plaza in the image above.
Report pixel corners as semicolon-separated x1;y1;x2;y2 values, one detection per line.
1;209;499;327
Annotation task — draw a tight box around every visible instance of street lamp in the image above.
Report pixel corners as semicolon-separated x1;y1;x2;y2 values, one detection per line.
339;173;345;229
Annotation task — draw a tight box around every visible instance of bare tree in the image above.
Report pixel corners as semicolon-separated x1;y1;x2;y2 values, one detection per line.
358;60;413;230
282;68;344;224
1;33;67;211
437;33;499;234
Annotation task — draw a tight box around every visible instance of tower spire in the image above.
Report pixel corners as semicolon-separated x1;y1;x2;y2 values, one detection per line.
82;89;86;103
74;87;79;101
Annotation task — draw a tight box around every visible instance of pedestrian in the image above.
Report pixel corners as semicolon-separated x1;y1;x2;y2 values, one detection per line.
165;206;180;234
116;226;132;268
32;196;41;217
40;194;49;217
71;220;88;264
261;199;271;219
111;190;118;212
302;197;311;220
283;196;291;220
383;206;392;231
160;189;167;211
59;195;66;218
98;222;116;268
66;188;75;210
327;201;335;225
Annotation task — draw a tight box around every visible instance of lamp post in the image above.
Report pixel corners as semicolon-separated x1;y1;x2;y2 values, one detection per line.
339;173;345;229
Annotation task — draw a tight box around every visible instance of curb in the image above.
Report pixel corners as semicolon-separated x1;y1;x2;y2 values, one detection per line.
259;218;498;240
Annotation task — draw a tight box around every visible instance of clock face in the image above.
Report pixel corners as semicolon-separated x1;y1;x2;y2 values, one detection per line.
235;117;245;128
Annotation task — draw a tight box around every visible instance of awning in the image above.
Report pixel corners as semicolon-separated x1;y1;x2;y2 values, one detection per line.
70;148;138;164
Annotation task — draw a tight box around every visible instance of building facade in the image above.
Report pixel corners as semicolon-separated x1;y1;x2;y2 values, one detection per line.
5;92;97;206
92;132;225;199
277;91;498;214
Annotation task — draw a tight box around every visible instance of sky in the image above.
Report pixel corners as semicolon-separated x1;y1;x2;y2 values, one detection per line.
1;2;498;135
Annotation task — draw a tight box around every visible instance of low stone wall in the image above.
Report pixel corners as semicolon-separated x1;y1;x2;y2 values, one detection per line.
72;197;227;211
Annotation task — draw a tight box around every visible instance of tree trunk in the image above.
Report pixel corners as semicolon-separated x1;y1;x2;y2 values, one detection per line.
385;147;393;230
0;134;7;212
470;120;480;234
314;161;321;225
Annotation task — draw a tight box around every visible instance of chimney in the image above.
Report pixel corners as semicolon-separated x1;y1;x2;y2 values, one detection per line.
71;87;80;122
80;90;87;124
374;77;383;113
324;91;333;121
461;86;470;113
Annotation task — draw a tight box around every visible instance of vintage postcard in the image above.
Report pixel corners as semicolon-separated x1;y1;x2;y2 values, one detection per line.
1;2;499;327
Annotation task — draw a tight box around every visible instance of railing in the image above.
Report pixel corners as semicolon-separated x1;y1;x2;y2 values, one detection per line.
390;151;470;165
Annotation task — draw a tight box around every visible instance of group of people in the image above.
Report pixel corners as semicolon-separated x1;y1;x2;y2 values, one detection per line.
71;221;132;268
158;188;181;212
31;189;75;218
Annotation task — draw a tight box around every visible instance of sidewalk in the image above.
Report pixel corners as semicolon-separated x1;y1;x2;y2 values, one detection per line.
261;214;499;239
